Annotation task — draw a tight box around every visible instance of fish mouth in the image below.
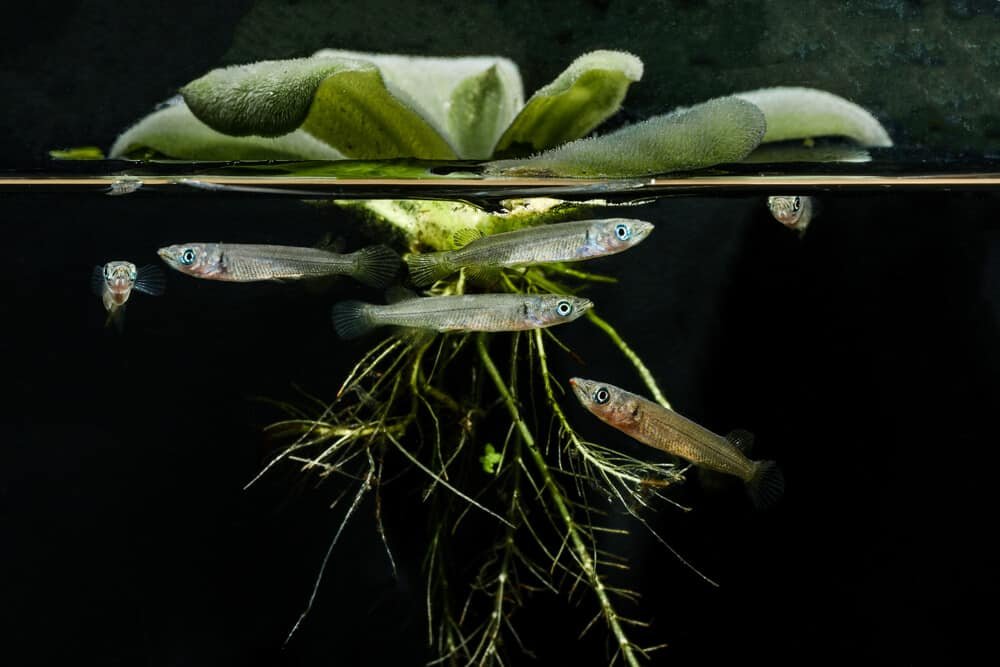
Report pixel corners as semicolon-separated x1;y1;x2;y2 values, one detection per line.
576;298;594;314
156;247;171;260
568;377;595;405
632;221;655;242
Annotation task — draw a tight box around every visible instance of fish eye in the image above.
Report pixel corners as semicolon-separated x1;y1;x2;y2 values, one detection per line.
792;197;801;212
614;223;631;241
593;387;610;405
180;248;196;265
556;300;573;317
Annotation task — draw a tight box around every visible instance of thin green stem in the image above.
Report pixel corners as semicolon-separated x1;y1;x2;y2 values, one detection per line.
477;334;641;667
586;310;672;411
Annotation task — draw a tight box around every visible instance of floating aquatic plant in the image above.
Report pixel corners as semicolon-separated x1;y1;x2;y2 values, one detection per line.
106;50;892;175
79;48;897;664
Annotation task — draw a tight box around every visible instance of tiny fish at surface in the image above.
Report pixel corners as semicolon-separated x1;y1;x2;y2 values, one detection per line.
91;261;165;330
332;293;593;339
767;195;816;235
569;377;784;509
405;218;654;286
157;242;400;288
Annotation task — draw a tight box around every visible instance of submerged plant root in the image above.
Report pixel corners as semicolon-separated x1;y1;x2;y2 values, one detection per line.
260;266;709;665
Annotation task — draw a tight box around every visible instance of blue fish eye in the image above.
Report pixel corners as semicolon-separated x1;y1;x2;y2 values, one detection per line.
594;387;610;404
614;223;631;241
556;300;573;317
180;248;196;265
792;197;801;212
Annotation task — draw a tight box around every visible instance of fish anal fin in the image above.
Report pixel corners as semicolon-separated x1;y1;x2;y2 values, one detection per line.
452;228;485;249
464;265;502;286
725;429;755;454
385;286;419;304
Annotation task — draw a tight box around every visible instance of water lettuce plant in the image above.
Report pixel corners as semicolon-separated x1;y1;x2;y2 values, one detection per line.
92;49;895;664
108;49;892;176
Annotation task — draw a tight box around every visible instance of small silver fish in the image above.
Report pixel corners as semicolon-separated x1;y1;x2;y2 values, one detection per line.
157;242;399;287
105;177;143;196
569;378;783;509
332;293;593;339
767;195;816;235
405;218;654;286
91;261;165;330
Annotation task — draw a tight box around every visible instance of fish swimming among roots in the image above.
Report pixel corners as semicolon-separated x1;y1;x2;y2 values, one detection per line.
405;218;654;286
569;377;784;509
91;261;165;330
332;292;593;339
157;242;400;287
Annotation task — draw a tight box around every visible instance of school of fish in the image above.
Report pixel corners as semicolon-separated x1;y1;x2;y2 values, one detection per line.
96;211;783;509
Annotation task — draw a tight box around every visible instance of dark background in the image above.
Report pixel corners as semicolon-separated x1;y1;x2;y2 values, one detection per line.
2;2;1000;665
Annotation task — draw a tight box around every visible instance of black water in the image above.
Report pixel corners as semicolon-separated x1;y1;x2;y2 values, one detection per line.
2;190;998;665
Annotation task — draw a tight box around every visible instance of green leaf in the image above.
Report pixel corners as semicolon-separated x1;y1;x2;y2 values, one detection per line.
735;87;893;147
486;95;766;178
49;146;105;160
313;50;523;159
480;444;502;474
447;65;521;160
181;56;457;159
493;50;643;157
109;101;345;160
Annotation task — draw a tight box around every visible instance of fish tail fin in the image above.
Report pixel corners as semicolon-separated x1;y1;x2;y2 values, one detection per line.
405;252;454;287
352;245;401;288
746;460;784;510
105;306;126;333
331;301;376;339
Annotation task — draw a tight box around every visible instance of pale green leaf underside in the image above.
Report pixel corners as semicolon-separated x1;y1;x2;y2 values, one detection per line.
486;96;766;178
735;86;893;147
181;56;457;159
109;101;345;160
314;49;523;159
494;50;643;156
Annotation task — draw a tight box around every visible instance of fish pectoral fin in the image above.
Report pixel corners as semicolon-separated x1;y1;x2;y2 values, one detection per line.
134;265;166;296
725;429;755;454
91;266;105;297
452;228;485;249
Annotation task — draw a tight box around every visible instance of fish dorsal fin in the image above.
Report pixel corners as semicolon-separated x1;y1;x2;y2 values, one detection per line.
452;228;485;249
385;286;419;304
725;429;755;453
314;233;345;253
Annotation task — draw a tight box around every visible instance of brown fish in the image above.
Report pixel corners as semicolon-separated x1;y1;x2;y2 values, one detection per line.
569;377;783;509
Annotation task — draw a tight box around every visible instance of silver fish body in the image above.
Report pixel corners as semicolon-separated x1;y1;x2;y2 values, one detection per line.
569;377;783;509
767;196;815;235
91;261;165;329
332;293;593;338
406;218;654;286
157;242;400;287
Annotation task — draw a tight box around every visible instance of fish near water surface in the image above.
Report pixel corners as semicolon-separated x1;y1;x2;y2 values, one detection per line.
569;378;783;509
91;261;165;330
767;195;816;235
405;218;654;286
332;293;593;339
157;242;400;287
